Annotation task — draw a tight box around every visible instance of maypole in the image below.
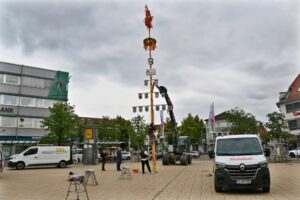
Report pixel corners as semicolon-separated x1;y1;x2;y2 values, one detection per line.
144;5;157;173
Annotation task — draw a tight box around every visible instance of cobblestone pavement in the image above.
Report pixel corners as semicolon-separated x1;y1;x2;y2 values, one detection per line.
1;158;300;200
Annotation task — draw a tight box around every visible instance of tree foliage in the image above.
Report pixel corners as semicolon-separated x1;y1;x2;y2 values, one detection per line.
179;113;204;145
97;116;134;149
224;107;258;134
265;111;288;142
131;115;147;150
41;102;77;145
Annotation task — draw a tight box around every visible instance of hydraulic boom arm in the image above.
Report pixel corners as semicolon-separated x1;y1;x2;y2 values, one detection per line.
155;85;178;152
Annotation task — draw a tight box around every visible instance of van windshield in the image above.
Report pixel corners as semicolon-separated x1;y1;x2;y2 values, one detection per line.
216;138;263;156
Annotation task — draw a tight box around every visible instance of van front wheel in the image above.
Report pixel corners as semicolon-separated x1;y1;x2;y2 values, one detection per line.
16;162;25;170
214;176;222;192
58;161;67;168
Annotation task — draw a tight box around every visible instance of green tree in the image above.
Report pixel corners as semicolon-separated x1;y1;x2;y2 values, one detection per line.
265;111;288;142
131;115;147;150
41;102;77;145
179;113;204;145
224;107;258;134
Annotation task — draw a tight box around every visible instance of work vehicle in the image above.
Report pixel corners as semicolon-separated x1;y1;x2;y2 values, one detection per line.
289;147;300;158
72;147;83;163
209;135;271;193
8;146;73;170
156;85;192;165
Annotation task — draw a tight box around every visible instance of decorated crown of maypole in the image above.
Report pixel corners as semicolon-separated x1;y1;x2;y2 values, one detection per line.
144;5;156;52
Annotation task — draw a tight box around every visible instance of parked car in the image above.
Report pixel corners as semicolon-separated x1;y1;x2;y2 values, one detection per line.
121;151;131;160
289;147;300;158
190;151;200;158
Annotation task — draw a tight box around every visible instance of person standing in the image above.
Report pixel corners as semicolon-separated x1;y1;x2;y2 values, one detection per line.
140;149;151;174
100;149;108;171
116;147;122;171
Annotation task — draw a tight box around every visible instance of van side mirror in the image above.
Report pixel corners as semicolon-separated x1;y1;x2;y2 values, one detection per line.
264;148;270;157
208;150;215;159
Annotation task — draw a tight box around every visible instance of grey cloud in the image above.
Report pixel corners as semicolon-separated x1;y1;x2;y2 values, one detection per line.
0;0;299;122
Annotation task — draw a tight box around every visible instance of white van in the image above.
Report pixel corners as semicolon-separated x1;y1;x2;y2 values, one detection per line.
209;135;270;193
72;148;83;163
8;146;73;170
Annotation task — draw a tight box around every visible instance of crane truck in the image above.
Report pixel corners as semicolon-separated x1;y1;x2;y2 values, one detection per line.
156;85;192;165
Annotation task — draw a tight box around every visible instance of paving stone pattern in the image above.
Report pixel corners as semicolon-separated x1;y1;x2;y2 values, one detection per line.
0;158;300;200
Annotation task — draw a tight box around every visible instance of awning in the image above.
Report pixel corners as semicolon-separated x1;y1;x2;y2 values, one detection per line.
97;141;125;145
0;136;40;144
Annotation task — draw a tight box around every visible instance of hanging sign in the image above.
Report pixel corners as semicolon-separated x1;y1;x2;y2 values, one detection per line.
146;69;156;76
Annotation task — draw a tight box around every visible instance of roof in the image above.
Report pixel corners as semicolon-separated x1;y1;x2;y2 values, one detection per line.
287;74;300;100
216;134;259;140
204;111;227;122
278;74;300;105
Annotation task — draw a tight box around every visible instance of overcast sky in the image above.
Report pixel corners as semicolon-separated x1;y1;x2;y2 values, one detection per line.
0;0;299;124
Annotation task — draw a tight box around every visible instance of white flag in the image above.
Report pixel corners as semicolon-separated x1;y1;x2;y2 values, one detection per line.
208;102;215;133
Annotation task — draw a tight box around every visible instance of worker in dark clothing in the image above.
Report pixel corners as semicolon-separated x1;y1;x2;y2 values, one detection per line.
116;147;122;171
140;149;151;174
100;149;108;171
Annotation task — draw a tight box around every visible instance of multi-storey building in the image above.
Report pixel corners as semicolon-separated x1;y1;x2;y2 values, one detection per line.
0;61;69;158
205;112;231;150
277;74;300;145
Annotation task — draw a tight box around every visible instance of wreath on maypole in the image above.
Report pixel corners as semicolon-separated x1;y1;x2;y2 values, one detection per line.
143;37;156;51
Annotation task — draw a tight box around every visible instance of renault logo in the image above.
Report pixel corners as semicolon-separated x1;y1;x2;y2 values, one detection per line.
240;164;245;171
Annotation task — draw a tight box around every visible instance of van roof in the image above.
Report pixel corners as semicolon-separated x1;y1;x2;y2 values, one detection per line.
216;134;259;140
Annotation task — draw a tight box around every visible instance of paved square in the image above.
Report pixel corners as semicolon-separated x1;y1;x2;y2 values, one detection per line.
1;158;300;200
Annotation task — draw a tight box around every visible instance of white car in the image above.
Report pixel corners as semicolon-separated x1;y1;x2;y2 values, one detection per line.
121;151;131;160
190;151;199;158
289;147;300;158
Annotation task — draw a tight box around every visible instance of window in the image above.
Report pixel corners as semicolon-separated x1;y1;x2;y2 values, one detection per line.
35;98;44;108
3;95;18;105
24;148;38;156
286;103;300;113
33;118;43;128
20;118;33;128
0;74;4;83
22;77;46;88
20;97;35;107
5;74;20;85
0;116;17;127
288;119;300;130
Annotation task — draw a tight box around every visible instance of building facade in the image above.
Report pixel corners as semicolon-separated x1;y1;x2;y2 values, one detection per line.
0;61;69;158
277;74;300;145
205;112;231;150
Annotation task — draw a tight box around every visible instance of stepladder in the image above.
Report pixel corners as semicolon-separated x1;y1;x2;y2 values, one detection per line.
120;166;132;179
84;169;98;185
66;173;89;200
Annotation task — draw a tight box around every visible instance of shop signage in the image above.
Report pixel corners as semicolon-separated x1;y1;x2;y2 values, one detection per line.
0;106;14;113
